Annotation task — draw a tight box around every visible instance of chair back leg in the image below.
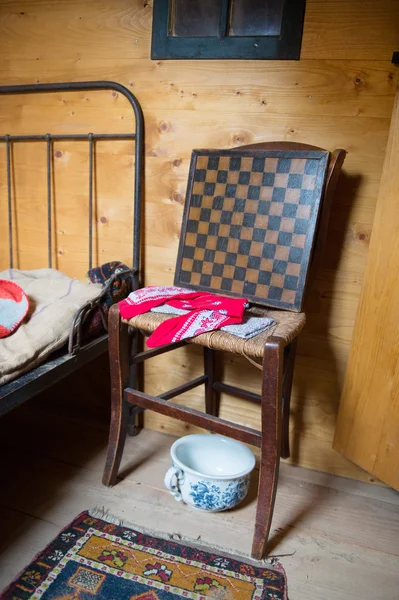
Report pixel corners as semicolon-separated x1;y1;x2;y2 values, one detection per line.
281;338;298;459
204;347;221;416
127;329;145;436
252;337;283;559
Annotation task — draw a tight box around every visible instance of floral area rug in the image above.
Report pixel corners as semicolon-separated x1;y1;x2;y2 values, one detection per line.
0;510;287;600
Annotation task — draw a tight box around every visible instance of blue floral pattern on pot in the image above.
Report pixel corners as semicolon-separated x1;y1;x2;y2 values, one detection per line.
164;434;256;511
189;477;250;511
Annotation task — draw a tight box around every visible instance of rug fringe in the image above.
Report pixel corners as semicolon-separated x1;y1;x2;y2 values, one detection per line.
88;507;281;569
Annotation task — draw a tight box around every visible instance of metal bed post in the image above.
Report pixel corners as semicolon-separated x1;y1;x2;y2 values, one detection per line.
5;135;13;269
46;133;52;268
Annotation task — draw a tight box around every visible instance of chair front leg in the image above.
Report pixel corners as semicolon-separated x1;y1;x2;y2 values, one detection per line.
102;304;131;487
252;336;283;560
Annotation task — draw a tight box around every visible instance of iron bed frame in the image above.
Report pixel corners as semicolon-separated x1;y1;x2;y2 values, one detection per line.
0;81;144;417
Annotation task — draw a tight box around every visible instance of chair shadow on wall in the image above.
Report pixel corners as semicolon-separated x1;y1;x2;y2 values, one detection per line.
264;169;363;552
290;170;363;467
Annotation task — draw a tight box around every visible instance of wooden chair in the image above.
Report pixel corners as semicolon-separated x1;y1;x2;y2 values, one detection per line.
102;142;346;559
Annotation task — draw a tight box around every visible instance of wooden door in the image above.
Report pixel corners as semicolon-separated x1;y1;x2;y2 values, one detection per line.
334;85;399;490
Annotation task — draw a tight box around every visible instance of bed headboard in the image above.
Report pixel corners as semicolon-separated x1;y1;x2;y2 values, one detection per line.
0;81;144;292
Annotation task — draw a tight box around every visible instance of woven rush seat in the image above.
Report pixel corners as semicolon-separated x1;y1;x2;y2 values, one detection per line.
124;306;306;358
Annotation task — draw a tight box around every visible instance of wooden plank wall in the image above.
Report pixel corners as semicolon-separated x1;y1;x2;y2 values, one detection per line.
0;0;398;480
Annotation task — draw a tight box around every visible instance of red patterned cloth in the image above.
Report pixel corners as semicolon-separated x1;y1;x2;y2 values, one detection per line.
119;286;247;347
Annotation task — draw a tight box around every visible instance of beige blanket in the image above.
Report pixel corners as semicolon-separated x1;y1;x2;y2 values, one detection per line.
0;269;102;385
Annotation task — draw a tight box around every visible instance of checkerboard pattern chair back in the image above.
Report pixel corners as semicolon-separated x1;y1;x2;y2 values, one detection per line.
175;149;329;311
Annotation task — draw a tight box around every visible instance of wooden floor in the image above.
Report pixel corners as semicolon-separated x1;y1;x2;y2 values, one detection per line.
1;400;398;599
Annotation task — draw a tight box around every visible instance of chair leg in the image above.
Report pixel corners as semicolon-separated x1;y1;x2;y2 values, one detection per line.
204;347;220;417
102;304;131;487
252;336;283;560
127;328;144;436
281;338;298;459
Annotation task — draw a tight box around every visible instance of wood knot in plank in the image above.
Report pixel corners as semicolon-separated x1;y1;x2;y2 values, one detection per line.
231;132;252;145
158;121;170;134
352;225;370;245
354;76;365;88
172;191;183;204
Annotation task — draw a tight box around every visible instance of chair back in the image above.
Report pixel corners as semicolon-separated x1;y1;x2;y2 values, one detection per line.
174;143;346;312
